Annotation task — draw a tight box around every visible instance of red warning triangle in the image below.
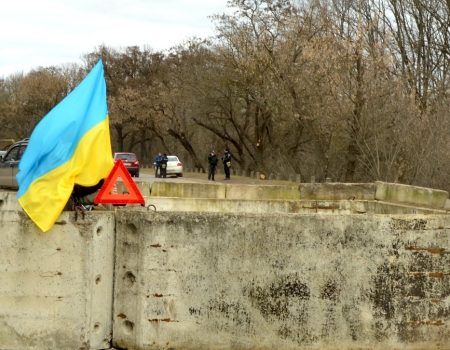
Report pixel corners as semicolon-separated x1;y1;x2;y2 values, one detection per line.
94;160;145;205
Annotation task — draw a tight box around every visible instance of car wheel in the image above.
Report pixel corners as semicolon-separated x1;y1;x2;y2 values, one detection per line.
176;173;183;177
136;172;139;178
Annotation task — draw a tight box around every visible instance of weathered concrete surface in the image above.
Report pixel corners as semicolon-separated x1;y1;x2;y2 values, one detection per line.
0;210;115;350
444;199;450;211
146;197;447;215
376;181;448;209
299;183;376;201
3;186;447;216
0;191;20;211
113;211;450;350
149;182;300;201
225;184;300;200
150;181;226;199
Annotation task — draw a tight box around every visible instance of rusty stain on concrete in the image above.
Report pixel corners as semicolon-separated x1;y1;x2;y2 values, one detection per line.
409;272;450;278
148;318;179;322
408;320;445;326
406;246;447;254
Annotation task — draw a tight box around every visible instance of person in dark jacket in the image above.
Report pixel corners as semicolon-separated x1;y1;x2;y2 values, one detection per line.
154;153;163;178
222;148;232;180
207;150;218;181
160;153;168;178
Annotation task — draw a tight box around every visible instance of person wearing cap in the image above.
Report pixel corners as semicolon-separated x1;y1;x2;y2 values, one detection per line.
222;148;232;180
154;153;162;178
208;150;218;181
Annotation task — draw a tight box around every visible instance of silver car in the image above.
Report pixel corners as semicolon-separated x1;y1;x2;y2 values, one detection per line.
0;139;28;189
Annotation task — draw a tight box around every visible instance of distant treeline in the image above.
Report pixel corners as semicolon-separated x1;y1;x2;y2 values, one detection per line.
1;0;450;191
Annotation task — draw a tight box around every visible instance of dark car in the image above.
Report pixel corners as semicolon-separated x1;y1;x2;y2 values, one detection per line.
0;138;28;189
114;152;140;177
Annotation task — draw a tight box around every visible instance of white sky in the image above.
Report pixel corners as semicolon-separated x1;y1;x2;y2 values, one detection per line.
0;0;231;77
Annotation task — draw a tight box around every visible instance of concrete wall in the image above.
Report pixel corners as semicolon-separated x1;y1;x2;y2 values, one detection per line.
375;182;448;209
0;210;115;350
1;178;450;350
150;182;226;199
299;183;376;201
113;210;450;350
146;197;447;215
226;184;300;200
149;182;300;201
147;181;449;211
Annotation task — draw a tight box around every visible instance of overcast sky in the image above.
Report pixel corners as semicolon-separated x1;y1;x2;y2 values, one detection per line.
0;0;231;77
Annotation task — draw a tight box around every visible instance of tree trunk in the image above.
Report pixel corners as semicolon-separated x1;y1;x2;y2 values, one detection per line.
167;129;204;171
345;47;365;182
114;124;124;152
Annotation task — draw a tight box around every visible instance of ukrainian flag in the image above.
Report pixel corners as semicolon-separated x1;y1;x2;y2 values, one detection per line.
17;60;114;232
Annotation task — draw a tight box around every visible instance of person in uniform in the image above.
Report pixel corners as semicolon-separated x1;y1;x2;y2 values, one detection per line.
208;150;218;181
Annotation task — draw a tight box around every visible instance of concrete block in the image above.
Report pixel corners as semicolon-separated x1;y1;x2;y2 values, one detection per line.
150;181;226;199
375;181;448;209
0;210;115;350
113;211;450;350
0;191;21;211
225;184;300;200
145;197;302;214
144;197;447;215
135;181;152;197
299;183;376;201
443;199;450;211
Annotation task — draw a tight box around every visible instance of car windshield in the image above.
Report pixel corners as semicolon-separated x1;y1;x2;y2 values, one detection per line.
115;153;136;160
167;156;179;162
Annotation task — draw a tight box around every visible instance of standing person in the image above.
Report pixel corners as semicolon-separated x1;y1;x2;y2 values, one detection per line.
160;153;168;178
207;150;218;181
154;153;162;178
222;148;232;180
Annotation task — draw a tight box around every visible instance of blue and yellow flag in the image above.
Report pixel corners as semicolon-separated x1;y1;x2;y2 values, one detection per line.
17;60;114;232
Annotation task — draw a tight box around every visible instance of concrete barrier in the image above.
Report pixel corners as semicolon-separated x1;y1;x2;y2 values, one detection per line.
145;197;447;215
135;181;152;197
112;211;450;350
3;186;446;216
2;179;450;350
149;182;374;202
300;183;376;201
0;191;20;210
150;181;226;199
375;181;448;209
0;210;115;350
225;184;300;200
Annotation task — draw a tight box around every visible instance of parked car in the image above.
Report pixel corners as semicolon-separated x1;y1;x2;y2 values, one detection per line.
114;152;140;177
166;155;183;177
0;139;105;204
0;138;28;189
